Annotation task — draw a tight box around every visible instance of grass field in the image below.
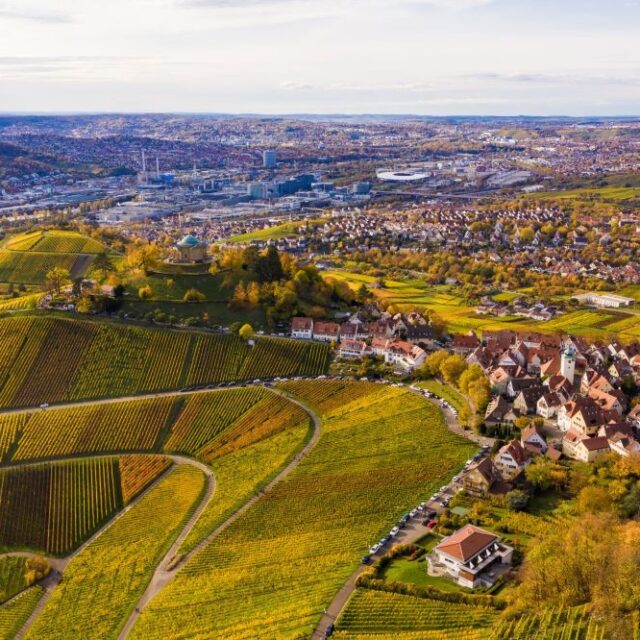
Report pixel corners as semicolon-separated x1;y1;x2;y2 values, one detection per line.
226;219;323;243
129;382;476;639
23;464;205;640
417;380;470;416
0;316;329;409
0;557;47;604
322;268;640;341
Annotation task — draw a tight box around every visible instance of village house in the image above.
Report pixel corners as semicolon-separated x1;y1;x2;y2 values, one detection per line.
557;397;604;435
562;430;610;462
429;525;513;589
462;458;499;496
291;317;313;340
383;340;427;371
521;424;547;454
312;321;341;343
452;333;481;354
536;392;565;419
513;386;544;415
494;440;529;480
338;339;368;359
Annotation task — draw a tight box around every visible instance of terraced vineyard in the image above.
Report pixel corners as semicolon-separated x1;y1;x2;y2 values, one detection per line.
0;458;122;554
5;230;105;254
119;455;172;503
129;383;477;639
13;397;177;461
23;465;206;640
0;586;43;640
0;316;330;408
490;607;605;640
335;589;499;638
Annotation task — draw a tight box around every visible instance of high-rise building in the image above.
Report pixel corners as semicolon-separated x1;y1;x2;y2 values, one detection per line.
263;150;277;169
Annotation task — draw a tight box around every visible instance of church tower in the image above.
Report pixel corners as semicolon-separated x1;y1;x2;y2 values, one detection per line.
560;344;576;385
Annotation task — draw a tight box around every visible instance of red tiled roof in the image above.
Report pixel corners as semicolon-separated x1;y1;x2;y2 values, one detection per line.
436;525;498;563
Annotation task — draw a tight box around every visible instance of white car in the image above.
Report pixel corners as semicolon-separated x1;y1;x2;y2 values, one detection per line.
369;543;381;555
409;508;419;517
390;526;400;536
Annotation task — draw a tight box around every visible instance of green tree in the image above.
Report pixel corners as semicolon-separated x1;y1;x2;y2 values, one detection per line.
45;267;71;294
506;489;530;512
183;288;205;302
440;354;467;386
92;252;113;282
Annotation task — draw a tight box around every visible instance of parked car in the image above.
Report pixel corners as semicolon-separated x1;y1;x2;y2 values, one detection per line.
424;509;436;519
427;520;438;529
369;543;381;555
361;555;372;565
409;508;419;517
326;623;335;637
442;498;450;507
390;526;400;536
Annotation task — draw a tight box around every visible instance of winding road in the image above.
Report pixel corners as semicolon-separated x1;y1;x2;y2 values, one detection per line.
0;379;480;640
310;390;491;640
0;385;322;640
117;389;322;640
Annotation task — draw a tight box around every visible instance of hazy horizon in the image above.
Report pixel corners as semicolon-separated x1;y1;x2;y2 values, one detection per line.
0;0;639;115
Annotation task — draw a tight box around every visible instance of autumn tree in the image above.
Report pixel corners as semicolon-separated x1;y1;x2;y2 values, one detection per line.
239;323;254;341
45;267;71;294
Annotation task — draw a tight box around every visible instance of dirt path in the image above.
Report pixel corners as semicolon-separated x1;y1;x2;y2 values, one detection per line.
118;389;322;640
10;455;206;640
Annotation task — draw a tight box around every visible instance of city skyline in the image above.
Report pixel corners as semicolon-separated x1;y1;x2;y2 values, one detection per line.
0;0;639;115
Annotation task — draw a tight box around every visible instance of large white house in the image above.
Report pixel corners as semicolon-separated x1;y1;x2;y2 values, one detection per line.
572;293;634;309
430;525;513;588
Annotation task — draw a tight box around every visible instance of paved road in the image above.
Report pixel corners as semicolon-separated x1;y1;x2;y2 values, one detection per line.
311;385;492;640
310;517;432;640
117;389;322;640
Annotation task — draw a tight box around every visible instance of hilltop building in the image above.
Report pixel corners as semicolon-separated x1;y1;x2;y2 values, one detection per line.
175;235;209;264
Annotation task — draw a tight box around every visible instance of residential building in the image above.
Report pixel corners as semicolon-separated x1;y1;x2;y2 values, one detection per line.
429;525;513;588
291;317;313;340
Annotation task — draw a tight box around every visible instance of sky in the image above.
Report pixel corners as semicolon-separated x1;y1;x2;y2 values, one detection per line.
0;0;639;115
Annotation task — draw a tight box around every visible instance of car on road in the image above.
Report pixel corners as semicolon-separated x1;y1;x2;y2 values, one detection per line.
390;526;400;536
325;623;335;637
369;543;381;555
361;555;372;565
409;508;419;517
40;403;49;409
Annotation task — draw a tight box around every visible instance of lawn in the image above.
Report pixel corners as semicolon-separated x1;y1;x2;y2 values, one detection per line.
382;558;464;593
417;380;470;415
